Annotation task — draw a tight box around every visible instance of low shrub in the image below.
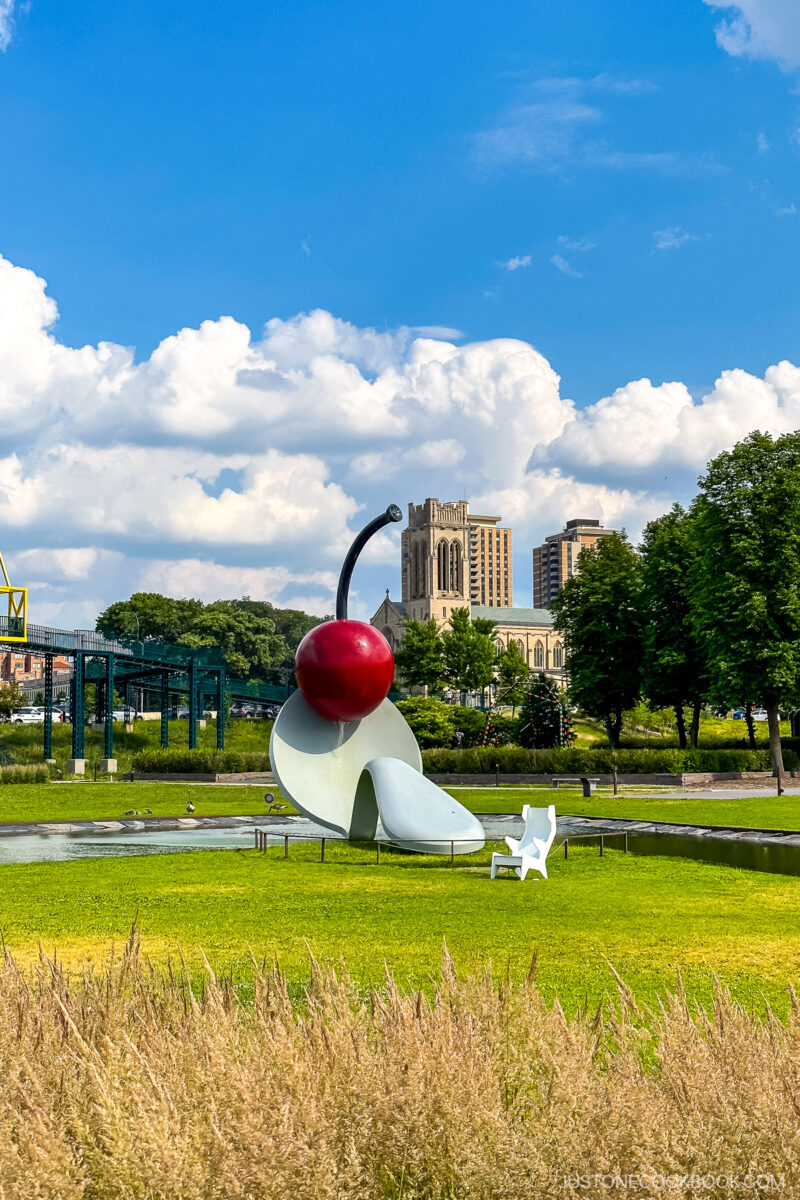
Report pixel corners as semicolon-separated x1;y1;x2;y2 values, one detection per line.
132;747;271;774
421;745;797;774
0;764;48;784
394;699;517;748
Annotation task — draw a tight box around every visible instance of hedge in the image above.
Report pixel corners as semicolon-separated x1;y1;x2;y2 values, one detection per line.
0;765;49;784
420;745;798;775
131;748;271;774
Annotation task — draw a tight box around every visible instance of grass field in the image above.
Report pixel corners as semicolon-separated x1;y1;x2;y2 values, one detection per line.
1;840;799;1014
0;781;290;824
3;780;800;831
0;714;271;773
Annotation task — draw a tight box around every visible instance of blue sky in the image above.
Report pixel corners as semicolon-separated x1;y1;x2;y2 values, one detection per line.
0;0;800;624
2;0;799;400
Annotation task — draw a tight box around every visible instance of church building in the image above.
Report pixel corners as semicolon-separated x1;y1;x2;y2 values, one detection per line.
370;498;566;681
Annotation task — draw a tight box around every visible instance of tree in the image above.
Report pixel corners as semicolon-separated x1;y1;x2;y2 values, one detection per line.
552;532;644;748
96;593;203;643
394;619;445;693
517;673;576;749
496;641;529;714
639;504;708;748
690;430;800;784
179;604;288;679
224;598;325;665
0;682;26;720
441;608;496;696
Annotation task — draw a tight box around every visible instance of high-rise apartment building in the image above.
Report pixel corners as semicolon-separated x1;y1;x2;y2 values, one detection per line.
400;498;512;624
532;518;615;608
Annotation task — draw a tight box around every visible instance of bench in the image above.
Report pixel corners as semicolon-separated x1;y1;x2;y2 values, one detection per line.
552;776;601;797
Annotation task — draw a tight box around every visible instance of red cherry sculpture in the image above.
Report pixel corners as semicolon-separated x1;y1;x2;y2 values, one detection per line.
295;504;403;723
295;621;394;722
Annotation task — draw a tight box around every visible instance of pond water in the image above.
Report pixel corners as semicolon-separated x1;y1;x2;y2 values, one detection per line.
1;819;799;876
622;831;800;878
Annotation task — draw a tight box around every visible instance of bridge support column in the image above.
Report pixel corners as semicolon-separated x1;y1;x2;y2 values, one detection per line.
100;653;116;773
67;651;86;774
160;672;169;748
216;668;226;749
43;653;53;761
188;657;197;750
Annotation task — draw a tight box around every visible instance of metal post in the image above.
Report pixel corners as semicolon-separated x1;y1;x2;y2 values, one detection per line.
376;842;380;864
320;838;325;863
160;672;169;749
96;679;105;728
43;653;53;761
564;839;568;859
624;833;628;853
72;652;85;759
600;836;604;857
104;654;114;760
216;668;226;750
613;767;619;796
284;835;288;858
450;840;454;864
188;657;198;750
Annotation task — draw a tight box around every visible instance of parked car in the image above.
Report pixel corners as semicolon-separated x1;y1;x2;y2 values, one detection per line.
230;702;256;718
87;707;142;723
176;707;213;719
12;707;44;724
752;708;769;722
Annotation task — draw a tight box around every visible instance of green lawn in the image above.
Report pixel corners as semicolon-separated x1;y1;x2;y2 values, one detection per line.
1;842;799;1014
0;715;271;773
450;784;800;829
3;780;800;832
0;782;292;824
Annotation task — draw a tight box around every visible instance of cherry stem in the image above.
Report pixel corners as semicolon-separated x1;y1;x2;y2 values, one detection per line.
336;504;402;620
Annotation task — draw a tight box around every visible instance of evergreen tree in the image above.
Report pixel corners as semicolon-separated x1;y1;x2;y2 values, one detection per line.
516;673;576;749
497;641;529;714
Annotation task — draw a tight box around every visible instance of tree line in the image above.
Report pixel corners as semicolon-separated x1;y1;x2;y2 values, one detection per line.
553;430;800;781
96;594;324;681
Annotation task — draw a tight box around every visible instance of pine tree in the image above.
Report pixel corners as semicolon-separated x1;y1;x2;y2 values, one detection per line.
517;673;576;749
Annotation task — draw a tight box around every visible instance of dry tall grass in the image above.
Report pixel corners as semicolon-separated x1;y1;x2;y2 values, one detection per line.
0;931;796;1198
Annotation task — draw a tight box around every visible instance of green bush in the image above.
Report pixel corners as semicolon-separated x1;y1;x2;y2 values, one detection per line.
0;765;48;784
394;698;455;749
420;745;796;774
394;699;517;748
132;748;271;774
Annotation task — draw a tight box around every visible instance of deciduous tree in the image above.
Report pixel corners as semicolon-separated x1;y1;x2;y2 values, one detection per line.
552;532;643;748
394;619;445;693
690;430;800;783
640;504;708;748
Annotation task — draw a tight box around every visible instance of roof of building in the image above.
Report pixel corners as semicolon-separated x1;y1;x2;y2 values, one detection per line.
470;604;553;626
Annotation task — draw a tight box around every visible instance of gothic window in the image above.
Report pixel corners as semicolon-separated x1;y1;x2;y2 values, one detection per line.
495;638;504;654
382;627;395;651
437;539;450;591
552;642;564;669
414;541;426;599
449;540;462;594
533;640;544;668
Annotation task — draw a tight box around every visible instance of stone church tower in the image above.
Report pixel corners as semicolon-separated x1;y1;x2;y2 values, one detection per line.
401;498;512;625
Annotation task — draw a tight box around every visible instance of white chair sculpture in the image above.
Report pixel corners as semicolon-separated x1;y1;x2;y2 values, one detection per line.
490;804;557;881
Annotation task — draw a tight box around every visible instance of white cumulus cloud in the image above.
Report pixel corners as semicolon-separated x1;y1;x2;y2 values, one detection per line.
2;250;800;620
705;0;800;68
